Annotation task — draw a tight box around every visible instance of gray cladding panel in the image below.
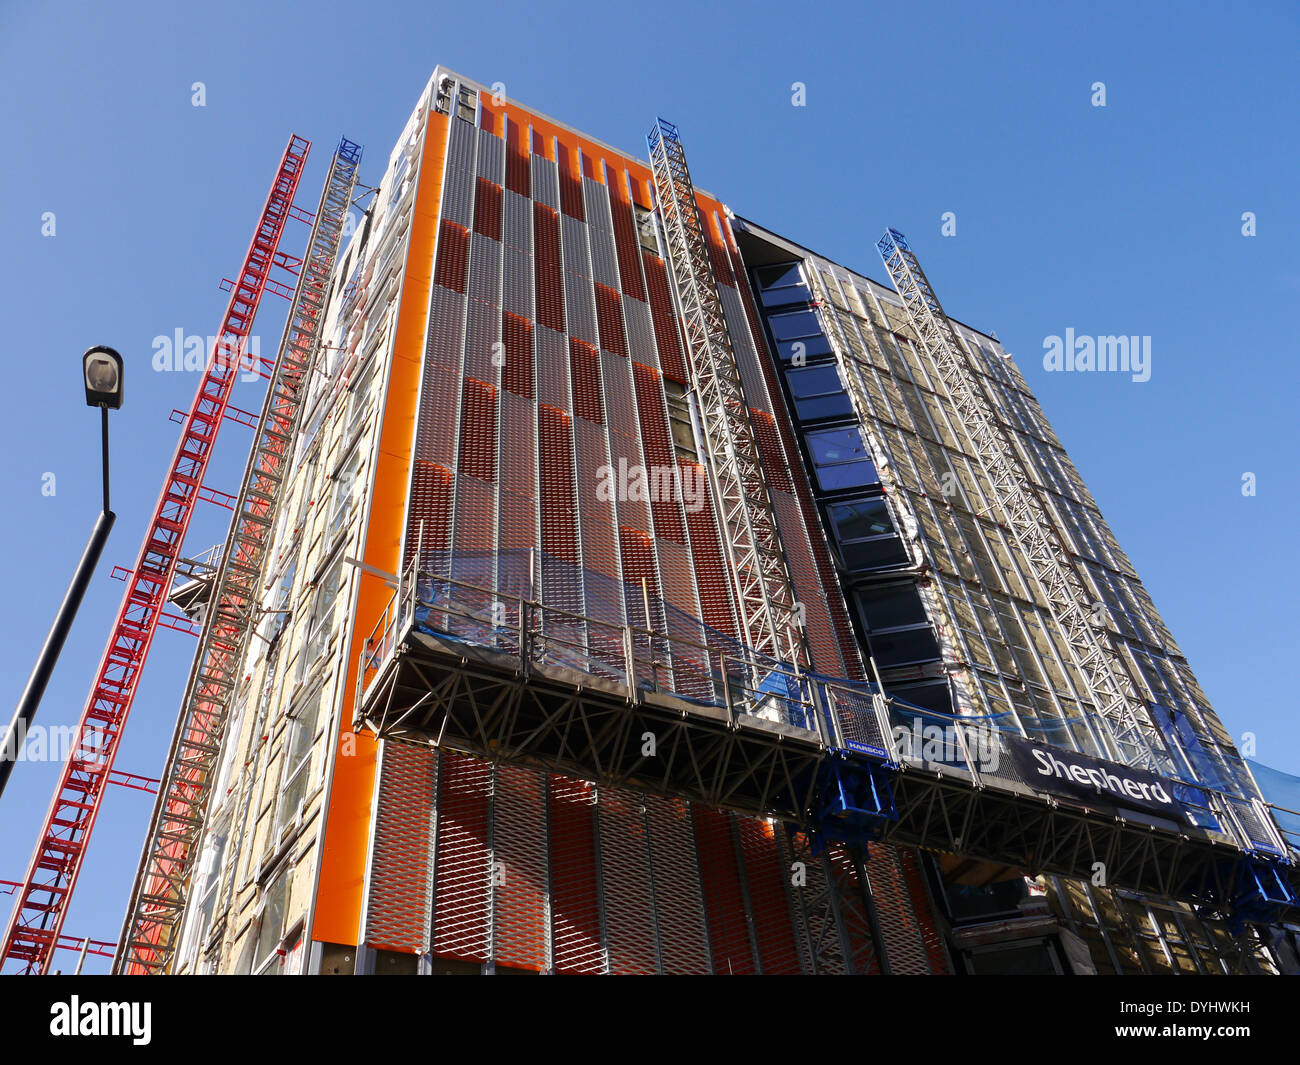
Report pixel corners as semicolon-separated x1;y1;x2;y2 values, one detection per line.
531;155;559;209
476;128;505;183
561;214;590;278
502;190;532;253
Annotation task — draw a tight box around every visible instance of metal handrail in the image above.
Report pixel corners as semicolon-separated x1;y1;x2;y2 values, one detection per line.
353;558;1290;863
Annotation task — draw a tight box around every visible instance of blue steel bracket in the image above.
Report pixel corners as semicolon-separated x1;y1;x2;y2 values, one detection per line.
805;754;899;850
1192;855;1299;935
337;137;364;165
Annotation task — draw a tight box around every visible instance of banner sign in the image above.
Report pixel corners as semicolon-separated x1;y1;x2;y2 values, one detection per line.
1008;737;1187;824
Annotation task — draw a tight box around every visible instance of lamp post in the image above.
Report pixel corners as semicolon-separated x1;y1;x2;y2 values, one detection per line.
0;347;123;800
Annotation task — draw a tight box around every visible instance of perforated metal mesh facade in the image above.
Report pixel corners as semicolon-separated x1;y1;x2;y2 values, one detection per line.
361;77;950;974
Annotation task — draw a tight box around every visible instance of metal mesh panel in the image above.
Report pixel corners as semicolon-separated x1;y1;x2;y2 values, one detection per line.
600;351;637;435
533;203;564;333
535;325;569;411
531;153;559;209
476;126;505;183
642;250;688;384
433;220;469;293
504;117;530;198
458;378;498;483
492;763;549;971
364;741;437;954
556;143;584;220
623;296;658;368
863;843;931;974
644;794;711;974
548;775;605;973
737;817;804;974
597;786;659;974
502;190;532;254
468;231;502;309
594;282;627;356
692;805;757;974
607;178;648;301
472;179;502;243
464;296;500;382
563;268;598;348
432;752;492;963
588;218;620;291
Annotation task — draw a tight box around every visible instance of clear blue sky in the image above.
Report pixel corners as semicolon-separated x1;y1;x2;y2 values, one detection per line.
1;0;1296;972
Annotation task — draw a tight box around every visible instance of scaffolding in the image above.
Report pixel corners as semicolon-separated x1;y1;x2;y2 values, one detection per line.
646;119;805;668
0;137;311;975
115;139;363;975
877;228;1164;772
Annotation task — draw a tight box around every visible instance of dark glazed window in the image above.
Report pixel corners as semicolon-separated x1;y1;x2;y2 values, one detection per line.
806;427;877;491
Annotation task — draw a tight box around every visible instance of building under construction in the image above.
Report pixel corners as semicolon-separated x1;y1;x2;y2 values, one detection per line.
4;67;1296;976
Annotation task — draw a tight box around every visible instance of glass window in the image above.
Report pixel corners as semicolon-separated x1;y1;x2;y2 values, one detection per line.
758;263;804;289
966;942;1059;976
253;870;290;974
786;364;852;421
264;560;296;645
890;679;953;715
768;310;823;343
634;205;659;254
868;626;940;668
299;555;345;677
857;581;928;631
775;335;833;364
328;448;365;540
757;262;812;308
276;687;324;834
806;427;877;491
828;498;908;570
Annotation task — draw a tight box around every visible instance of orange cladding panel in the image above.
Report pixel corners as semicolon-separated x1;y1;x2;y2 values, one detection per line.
311;109;449;946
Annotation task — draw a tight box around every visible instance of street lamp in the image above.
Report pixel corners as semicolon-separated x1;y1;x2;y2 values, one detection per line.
0;348;123;800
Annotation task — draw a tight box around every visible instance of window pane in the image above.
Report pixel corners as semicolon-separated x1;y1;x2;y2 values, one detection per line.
254;873;290;970
787;365;845;398
830;498;894;542
807;427;866;466
795;394;854;421
776;335;833;362
768;310;822;342
857;582;929;630
841;536;909;570
869;626;940;667
760;284;810;309
758;263;804;289
890;680;953;715
806;427;877;490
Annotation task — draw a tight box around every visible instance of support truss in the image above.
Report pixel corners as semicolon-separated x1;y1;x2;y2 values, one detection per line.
646;119;803;665
876;229;1162;769
115;139;363;975
1;137;310;976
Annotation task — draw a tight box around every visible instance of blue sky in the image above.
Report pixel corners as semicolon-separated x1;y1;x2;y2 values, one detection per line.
1;0;1296;972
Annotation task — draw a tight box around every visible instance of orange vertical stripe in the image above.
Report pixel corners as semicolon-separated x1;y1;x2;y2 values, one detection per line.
311;109;450;947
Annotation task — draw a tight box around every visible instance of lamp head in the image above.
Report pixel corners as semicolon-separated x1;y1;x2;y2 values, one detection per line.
83;346;124;410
